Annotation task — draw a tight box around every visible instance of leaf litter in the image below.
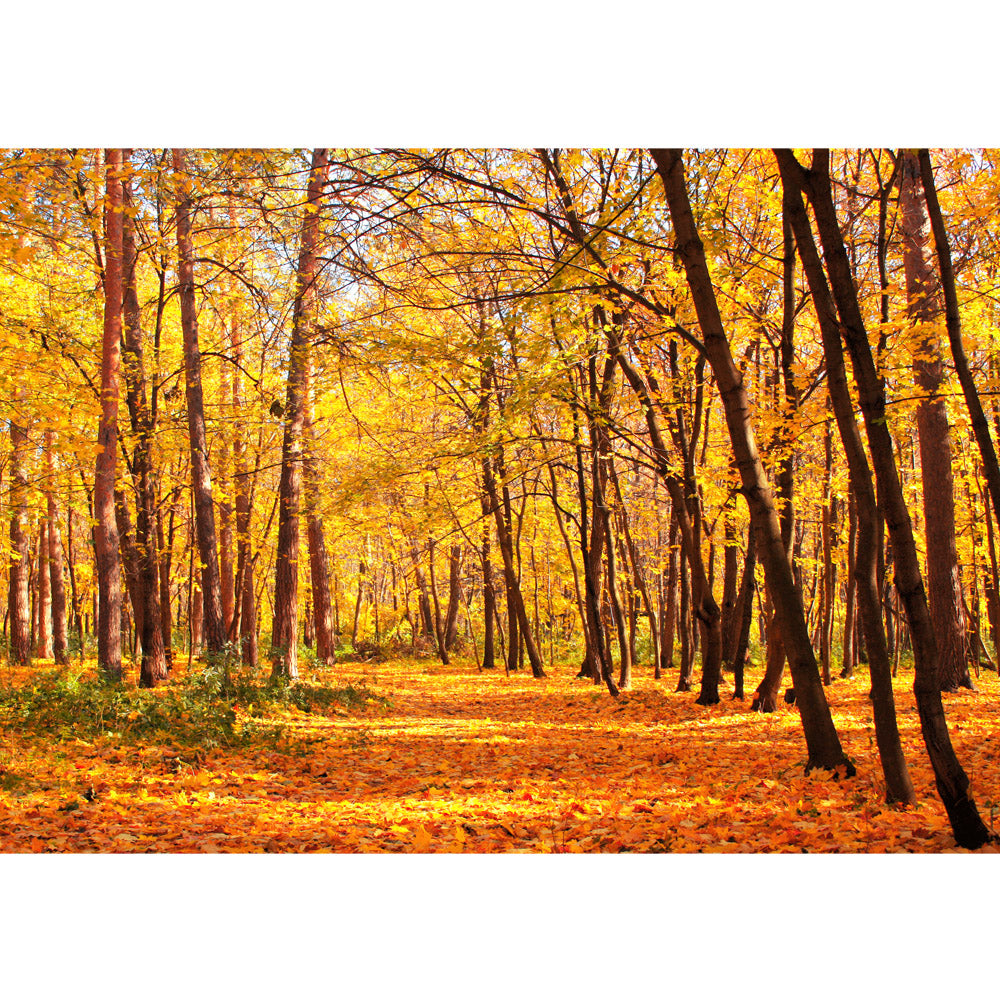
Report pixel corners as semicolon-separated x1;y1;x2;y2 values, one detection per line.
0;658;997;853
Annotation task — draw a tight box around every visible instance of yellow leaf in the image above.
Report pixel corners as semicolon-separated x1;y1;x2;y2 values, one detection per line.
412;825;432;852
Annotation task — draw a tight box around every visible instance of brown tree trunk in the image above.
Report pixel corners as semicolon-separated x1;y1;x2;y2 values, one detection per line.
784;147;983;834
820;422;835;685
122;173;167;686
304;359;336;666
479;506;496;670
841;491;858;678
94;148;124;681
173;148;227;660
36;519;52;659
779;149;917;805
899;150;972;692
720;502;740;669
7;413;31;666
270;148;329;680
45;441;68;666
428;539;449;664
651;148;851;774
609;461;659;674
660;511;679;678
731;527;757;701
444;544;462;651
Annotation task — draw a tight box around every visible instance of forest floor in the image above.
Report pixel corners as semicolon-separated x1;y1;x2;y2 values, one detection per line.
0;653;998;853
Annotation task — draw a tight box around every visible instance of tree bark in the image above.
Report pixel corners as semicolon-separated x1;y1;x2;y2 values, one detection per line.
304;358;336;665
7;411;31;666
899;150;972;691
783;147;983;832
778;149;917;805
45;441;68;666
651;148;851;774
270;148;330;680
94;148;124;681
172;148;227;660
122;173;168;686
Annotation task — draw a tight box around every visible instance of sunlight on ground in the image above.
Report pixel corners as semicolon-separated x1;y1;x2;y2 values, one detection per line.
1;656;997;853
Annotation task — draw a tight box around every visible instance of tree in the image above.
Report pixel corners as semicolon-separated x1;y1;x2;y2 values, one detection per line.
94;148;123;682
897;150;971;692
272;148;330;680
785;147;991;847
650;148;853;775
173;148;227;659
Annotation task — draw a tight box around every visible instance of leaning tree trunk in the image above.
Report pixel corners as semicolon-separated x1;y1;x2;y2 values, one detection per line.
173;148;227;661
777;154;916;805
899;150;972;692
785;147;986;841
270;147;330;680
650;147;851;775
94;148;124;682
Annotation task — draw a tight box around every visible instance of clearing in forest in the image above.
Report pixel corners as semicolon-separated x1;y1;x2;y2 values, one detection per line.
0;657;997;853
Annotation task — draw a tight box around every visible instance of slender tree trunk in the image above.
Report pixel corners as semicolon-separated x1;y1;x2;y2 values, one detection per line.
985;485;1000;656
899;150;972;691
122;173;167;686
779;150;917;805
94;148;124;681
36;518;52;659
660;512;679;678
479;505;496;670
270;147;329;680
784;148;981;831
612;468;659;674
678;553;693;692
45;442;68;666
428;539;449;664
841;491;858;678
7;410;30;667
173;148;227;661
651;148;851;774
731;528;757;700
444;544;462;651
304;358;336;665
820;422;835;685
720;502;740;669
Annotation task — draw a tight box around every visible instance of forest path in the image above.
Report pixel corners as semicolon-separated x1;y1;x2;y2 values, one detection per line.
1;657;997;852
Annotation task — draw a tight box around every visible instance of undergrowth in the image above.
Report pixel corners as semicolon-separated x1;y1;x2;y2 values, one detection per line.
0;659;390;751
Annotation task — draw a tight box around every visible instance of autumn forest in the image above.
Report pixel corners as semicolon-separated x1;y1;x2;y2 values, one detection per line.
2;146;999;857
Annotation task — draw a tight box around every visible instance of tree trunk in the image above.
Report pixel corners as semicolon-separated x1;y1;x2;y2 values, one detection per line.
785;147;982;832
122;173;168;686
651;148;851;774
270;148;329;680
304;359;336;665
731;527;757;701
36;518;52;659
7;411;30;667
899;150;972;692
94;148;124;681
841;491;858;678
45;442;68;666
173;148;227;661
479;504;496;670
660;511;679;678
720;502;740;670
779;150;917;805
